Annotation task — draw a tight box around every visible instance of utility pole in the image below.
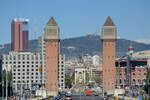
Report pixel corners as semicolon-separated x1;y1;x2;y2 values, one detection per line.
6;67;8;100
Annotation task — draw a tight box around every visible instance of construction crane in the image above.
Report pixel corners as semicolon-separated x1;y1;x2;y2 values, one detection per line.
34;25;37;39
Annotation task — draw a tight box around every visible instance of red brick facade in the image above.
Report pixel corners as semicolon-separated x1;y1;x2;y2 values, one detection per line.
45;41;59;91
102;40;116;90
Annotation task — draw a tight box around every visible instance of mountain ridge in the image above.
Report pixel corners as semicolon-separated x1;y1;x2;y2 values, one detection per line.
0;35;150;58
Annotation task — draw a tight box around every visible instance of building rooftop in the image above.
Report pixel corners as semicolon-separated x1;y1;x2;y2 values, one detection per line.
13;18;29;22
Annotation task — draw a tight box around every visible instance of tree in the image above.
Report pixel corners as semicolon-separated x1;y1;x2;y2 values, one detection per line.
143;68;150;94
65;73;75;88
93;76;102;85
2;69;13;97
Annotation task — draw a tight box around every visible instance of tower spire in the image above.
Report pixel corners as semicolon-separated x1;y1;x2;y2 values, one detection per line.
47;17;57;26
104;16;115;26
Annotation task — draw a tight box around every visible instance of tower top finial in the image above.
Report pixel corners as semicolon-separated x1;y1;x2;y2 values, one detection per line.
104;16;115;26
47;17;57;26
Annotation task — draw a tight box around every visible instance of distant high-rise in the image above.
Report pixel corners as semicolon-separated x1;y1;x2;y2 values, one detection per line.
11;18;29;52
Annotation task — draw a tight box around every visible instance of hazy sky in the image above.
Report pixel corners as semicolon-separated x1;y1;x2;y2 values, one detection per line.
0;0;150;44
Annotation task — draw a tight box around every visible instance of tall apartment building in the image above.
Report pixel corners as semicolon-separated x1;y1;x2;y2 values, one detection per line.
11;18;29;52
2;52;42;92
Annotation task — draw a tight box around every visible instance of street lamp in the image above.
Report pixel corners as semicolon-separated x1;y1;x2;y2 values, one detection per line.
5;64;12;100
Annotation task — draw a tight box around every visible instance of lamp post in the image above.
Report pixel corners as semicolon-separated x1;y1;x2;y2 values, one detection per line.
5;65;12;100
6;66;8;100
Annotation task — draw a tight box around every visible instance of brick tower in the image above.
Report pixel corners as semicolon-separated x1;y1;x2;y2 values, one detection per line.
101;16;117;94
44;17;59;96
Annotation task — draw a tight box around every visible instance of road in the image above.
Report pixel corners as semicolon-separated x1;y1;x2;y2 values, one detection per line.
71;95;103;100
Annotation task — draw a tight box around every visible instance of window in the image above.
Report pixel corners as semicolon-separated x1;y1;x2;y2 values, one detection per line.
138;79;141;84
133;79;136;84
138;69;141;73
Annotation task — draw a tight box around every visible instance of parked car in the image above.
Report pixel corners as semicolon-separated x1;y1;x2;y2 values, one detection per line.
65;95;72;100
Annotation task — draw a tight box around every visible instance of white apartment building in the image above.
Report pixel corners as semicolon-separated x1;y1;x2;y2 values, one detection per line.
59;54;65;89
2;52;43;92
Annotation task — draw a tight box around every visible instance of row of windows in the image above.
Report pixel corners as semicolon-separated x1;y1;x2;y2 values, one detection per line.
13;80;39;83
119;73;146;76
14;76;39;79
119;79;146;84
104;42;114;46
14;72;39;75
58;76;64;78
4;55;42;60
3;61;42;64
13;69;39;72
